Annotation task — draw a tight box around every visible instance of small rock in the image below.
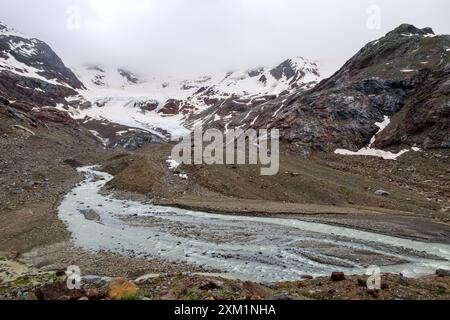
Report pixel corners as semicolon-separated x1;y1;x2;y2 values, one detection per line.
367;289;380;298
357;278;367;287
436;269;450;277
35;282;85;300
23;292;38;301
399;275;409;286
199;280;224;291
55;269;66;277
134;274;159;285
331;272;346;282
82;275;109;286
6;251;19;259
271;292;293;300
375;190;390;196
86;288;100;300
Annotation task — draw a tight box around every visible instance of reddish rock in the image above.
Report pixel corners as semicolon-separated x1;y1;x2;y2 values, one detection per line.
199;279;224;291
158;99;182;115
140;101;158;113
31;108;77;125
331;272;346;282
34;282;86;300
106;278;139;300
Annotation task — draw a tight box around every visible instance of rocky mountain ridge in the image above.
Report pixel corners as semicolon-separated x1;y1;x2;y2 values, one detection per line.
0;22;448;153
194;24;449;154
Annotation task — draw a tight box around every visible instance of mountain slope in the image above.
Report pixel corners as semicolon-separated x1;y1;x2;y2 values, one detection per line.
0;22;102;149
203;24;449;153
61;57;321;146
0;22;84;107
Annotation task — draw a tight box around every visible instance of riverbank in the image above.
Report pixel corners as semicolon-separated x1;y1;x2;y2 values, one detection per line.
1;125;449;298
1;253;450;300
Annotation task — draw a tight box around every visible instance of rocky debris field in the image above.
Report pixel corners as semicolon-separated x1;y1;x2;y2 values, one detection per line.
103;143;449;227
1;254;450;300
0;111;110;253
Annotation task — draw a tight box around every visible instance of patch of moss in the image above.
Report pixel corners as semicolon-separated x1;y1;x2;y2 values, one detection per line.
183;290;208;301
435;288;447;296
431;93;449;104
216;287;238;299
338;186;353;196
13;276;31;286
445;53;450;63
421;36;442;47
120;293;144;301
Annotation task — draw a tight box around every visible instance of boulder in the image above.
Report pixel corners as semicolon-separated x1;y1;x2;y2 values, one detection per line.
106;278;139;300
331;272;346;282
374;190;390;196
34;282;85;300
199;279;224;291
436;269;450;277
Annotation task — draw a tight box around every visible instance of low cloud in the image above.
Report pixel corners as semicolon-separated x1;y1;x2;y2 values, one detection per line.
1;0;449;77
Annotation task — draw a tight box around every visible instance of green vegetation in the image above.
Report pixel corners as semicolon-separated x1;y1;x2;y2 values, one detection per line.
120;293;145;300
338;186;353;196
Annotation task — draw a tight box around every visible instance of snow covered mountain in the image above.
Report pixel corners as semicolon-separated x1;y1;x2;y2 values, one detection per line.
0;22;83;92
199;24;450;154
60;57;322;146
0;22;86;130
1;21;448;154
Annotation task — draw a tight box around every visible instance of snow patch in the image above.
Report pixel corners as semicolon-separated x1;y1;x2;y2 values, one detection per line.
166;156;180;170
89;130;109;147
166;156;188;180
0;53;63;86
334;116;412;160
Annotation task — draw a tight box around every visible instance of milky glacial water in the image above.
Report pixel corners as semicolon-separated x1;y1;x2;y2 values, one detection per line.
58;167;450;282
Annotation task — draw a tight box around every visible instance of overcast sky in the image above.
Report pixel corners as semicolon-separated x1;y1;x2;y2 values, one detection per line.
1;0;450;77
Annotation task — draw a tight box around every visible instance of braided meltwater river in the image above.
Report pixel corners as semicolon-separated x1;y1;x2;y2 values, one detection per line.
58;166;450;283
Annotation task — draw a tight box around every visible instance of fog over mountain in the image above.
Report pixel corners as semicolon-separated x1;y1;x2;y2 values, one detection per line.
1;0;450;77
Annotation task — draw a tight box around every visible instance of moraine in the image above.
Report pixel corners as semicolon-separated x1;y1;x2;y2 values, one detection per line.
58;166;450;283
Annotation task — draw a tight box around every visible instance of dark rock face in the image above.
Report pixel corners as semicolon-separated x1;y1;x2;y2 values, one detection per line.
387;24;435;37
0;23;84;90
118;68;140;84
436;269;450;277
0;24;98;148
159;99;182;115
197;24;449;152
270;59;301;81
0;22;83;111
80;118;167;150
132;100;159;113
0;70;78;106
298;25;450;151
331;272;346;282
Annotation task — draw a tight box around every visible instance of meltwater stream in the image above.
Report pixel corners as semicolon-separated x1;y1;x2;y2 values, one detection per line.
58;166;450;283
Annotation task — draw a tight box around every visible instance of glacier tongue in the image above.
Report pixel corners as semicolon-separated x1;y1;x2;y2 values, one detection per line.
64;58;322;142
